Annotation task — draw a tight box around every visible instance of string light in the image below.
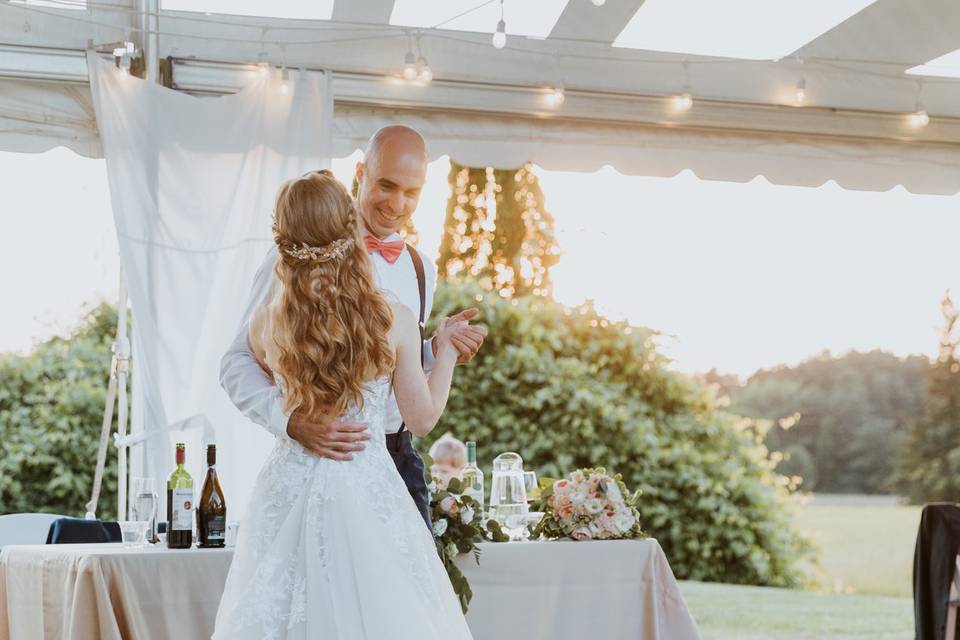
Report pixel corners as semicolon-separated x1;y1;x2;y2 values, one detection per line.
492;0;506;49
672;61;692;111
417;56;433;83
257;61;269;77
402;50;417;80
794;77;806;105
279;66;290;94
908;81;929;128
592;0;606;5
414;34;432;83
545;85;565;106
672;90;693;111
909;105;930;128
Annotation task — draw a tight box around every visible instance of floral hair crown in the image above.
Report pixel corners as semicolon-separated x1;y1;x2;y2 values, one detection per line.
281;236;354;263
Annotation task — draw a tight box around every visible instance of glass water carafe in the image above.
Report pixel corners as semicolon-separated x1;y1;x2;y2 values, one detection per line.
489;452;528;540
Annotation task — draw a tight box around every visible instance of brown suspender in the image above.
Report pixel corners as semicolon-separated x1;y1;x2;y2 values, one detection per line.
396;243;426;436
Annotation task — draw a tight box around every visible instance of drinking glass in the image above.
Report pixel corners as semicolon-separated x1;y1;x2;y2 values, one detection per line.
131;477;157;545
523;471;540;503
118;520;149;546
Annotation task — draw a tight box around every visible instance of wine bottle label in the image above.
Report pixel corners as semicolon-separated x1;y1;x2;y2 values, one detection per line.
207;516;226;541
171;488;193;531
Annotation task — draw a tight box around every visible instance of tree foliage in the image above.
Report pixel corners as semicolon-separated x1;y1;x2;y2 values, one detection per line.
437;161;559;298
421;282;810;587
895;292;960;503
0;303;120;519
719;350;928;493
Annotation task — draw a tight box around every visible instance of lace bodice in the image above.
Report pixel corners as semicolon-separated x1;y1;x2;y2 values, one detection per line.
273;371;393;440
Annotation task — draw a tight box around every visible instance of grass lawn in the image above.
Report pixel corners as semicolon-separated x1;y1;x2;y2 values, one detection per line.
791;494;921;597
677;494;920;638
680;581;913;640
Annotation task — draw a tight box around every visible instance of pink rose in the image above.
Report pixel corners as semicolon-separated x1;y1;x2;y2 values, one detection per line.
553;479;572;495
556;498;574;519
440;495;459;515
571;470;586;483
571;526;592;541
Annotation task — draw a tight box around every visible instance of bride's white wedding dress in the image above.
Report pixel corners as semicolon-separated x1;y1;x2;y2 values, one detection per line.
212;374;473;640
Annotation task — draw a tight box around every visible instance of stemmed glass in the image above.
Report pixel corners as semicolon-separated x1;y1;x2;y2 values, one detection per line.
131;477;157;545
523;471;540;504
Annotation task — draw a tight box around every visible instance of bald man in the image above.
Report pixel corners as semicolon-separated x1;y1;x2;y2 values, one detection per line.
220;125;486;528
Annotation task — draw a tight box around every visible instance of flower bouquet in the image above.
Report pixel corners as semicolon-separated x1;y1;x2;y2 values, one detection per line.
423;456;508;613
531;467;645;541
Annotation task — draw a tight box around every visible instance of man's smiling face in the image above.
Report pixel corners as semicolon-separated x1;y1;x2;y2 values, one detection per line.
355;130;428;239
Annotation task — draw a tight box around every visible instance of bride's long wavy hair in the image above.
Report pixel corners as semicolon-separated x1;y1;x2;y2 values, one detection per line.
270;170;394;418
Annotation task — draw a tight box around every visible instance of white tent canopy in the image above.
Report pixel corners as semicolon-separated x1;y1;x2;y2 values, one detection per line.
4;0;960;193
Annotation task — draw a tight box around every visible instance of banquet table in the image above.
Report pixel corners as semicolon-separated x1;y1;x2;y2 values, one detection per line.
0;538;700;640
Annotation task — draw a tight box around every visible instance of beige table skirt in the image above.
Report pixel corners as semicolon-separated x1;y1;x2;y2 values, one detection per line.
0;539;699;640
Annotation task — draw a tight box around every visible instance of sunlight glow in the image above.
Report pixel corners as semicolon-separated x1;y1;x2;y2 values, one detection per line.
613;0;877;60
906;49;960;79
390;0;569;39
160;0;334;20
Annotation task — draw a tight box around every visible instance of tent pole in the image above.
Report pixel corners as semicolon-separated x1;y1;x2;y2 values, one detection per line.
137;0;159;83
85;266;129;520
115;268;130;520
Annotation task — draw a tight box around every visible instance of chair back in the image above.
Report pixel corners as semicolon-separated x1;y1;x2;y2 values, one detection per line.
0;513;67;549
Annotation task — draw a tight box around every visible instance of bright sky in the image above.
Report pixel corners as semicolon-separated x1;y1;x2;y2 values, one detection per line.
2;148;958;377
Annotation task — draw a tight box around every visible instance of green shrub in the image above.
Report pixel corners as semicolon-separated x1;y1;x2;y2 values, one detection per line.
777;444;817;490
0;303;119;519
422;282;810;587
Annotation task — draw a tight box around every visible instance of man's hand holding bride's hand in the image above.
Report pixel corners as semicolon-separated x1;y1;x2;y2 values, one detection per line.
287;410;370;461
432;308;487;365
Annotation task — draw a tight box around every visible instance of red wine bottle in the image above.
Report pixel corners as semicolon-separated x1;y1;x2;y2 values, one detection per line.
197;444;227;548
167;443;193;549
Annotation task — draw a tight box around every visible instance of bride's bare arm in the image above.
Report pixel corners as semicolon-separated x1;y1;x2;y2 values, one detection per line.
390;303;459;437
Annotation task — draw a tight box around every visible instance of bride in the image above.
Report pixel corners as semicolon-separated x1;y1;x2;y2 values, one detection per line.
212;170;473;639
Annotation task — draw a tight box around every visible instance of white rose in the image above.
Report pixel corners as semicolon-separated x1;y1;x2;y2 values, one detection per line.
460;505;475;525
427;481;438;494
432;518;449;537
604;480;623;504
614;513;635;534
446;541;459;557
570;492;586;506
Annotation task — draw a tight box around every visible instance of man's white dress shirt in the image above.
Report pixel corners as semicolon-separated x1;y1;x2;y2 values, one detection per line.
220;233;437;438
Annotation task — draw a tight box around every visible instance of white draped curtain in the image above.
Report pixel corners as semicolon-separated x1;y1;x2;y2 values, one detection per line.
85;52;333;520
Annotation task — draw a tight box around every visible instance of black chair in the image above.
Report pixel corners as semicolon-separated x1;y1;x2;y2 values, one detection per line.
913;503;960;640
45;517;121;544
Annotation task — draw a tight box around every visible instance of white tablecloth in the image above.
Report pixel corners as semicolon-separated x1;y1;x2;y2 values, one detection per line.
0;539;699;640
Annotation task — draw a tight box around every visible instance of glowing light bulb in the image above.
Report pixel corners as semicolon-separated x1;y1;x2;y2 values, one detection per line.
909;109;930;128
402;51;417;81
419;63;433;83
546;87;565;106
592;0;606;5
492;19;507;49
794;78;806;105
673;91;693;111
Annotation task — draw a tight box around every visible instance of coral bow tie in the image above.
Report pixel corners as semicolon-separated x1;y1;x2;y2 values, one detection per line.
364;235;405;264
